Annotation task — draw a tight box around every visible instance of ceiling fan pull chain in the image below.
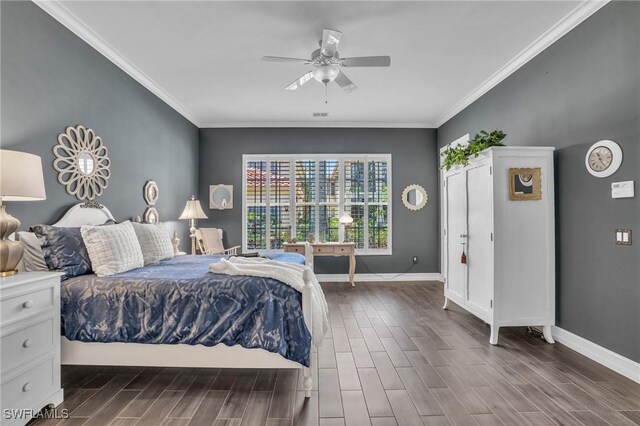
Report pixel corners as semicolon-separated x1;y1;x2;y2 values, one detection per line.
325;83;328;104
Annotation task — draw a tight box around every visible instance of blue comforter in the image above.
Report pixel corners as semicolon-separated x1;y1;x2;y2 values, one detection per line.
60;254;312;366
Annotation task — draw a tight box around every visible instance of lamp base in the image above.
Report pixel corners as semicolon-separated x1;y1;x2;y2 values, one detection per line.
0;205;24;276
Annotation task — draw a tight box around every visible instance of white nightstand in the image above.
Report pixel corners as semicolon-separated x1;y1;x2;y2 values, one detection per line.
0;272;64;425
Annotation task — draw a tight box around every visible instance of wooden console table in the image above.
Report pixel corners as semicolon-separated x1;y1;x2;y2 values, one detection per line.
284;242;356;286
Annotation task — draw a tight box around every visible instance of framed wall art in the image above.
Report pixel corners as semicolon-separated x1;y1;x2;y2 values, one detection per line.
509;167;542;201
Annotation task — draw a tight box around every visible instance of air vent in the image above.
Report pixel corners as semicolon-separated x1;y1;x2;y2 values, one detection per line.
312;112;329;117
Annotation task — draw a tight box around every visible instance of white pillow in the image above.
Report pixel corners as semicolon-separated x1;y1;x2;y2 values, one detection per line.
131;222;174;265
81;221;144;277
18;231;49;272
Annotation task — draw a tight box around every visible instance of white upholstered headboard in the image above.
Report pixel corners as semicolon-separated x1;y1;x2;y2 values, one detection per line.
52;203;115;227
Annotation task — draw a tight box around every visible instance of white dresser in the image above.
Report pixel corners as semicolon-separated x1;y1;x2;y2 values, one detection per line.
441;147;556;345
0;272;64;425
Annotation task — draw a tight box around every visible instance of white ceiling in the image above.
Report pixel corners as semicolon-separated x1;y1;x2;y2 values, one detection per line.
48;1;598;127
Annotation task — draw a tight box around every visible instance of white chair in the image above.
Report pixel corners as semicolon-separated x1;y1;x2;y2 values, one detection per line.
195;228;240;256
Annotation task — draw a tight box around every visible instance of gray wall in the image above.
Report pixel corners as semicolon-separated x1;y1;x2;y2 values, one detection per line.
199;128;439;274
438;2;640;362
1;1;199;244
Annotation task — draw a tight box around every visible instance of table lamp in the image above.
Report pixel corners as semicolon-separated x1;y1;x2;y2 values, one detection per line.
179;195;208;255
0;150;46;276
339;212;354;243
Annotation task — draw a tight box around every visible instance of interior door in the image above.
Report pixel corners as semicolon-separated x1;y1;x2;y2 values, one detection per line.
445;170;467;302
466;164;493;315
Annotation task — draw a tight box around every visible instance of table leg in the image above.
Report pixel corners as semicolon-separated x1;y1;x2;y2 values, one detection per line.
349;253;356;287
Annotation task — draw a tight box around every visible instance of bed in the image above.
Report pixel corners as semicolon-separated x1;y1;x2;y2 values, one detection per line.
51;203;321;397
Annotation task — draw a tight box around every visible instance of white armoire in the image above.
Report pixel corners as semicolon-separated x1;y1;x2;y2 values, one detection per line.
440;146;555;345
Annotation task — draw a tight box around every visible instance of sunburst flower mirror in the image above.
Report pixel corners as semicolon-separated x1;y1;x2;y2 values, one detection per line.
53;125;111;203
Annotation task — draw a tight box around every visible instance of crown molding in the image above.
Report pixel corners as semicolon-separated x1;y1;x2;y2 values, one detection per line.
435;0;610;128
35;0;608;131
33;0;201;127
200;121;436;129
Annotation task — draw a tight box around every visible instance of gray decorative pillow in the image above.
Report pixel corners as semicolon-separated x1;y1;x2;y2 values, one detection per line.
81;221;144;277
31;225;92;280
17;231;48;272
131;222;174;265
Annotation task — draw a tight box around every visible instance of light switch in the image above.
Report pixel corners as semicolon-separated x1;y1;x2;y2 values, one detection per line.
612;181;634;199
615;229;632;245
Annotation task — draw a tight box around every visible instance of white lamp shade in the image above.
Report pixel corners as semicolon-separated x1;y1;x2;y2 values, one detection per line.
339;212;354;224
179;198;208;220
0;150;46;201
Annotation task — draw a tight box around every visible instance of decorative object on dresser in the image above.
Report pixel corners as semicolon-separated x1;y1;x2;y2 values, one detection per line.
142;180;160;223
339;212;353;242
402;184;428;211
209;184;233;210
509;167;542;201
285;242;356;287
179;196;208;255
0;150;47;276
195;228;240;256
440;146;555;345
0;272;64;425
171;230;182;255
585;139;622;178
53;125;111;205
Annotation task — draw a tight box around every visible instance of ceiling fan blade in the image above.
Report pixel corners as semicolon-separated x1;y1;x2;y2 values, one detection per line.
321;29;342;57
340;56;391;67
285;71;315;90
262;56;310;63
334;71;357;93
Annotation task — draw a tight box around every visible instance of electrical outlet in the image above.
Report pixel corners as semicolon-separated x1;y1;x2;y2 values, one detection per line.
413;256;419;264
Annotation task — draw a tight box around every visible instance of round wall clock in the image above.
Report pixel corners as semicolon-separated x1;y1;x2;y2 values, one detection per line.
585;139;622;178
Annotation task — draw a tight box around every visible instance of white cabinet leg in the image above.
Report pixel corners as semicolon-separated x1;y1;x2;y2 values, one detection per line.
543;325;555;344
443;297;449;310
489;325;500;345
303;368;312;398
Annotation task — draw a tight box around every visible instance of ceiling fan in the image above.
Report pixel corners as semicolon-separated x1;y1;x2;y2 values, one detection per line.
262;29;390;97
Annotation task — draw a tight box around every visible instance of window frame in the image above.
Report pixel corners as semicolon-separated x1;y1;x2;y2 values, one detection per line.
242;153;392;256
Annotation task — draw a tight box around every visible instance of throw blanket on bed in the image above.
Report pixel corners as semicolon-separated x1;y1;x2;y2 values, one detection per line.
209;256;329;347
60;254;313;366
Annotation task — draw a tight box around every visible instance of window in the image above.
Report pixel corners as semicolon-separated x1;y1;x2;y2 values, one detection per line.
243;154;392;255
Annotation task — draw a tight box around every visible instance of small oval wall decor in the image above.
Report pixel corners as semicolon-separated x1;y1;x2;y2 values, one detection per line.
53;125;111;201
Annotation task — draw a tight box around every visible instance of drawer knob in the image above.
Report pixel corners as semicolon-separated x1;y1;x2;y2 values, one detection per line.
22;382;32;392
23;339;32;348
22;300;34;309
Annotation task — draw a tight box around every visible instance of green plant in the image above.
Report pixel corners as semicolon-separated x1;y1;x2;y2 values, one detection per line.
441;129;506;170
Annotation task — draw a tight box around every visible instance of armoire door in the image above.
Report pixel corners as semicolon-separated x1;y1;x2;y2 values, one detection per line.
445;170;467;302
466;164;493;315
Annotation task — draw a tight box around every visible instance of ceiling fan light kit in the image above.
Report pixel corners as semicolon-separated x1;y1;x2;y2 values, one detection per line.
262;28;390;100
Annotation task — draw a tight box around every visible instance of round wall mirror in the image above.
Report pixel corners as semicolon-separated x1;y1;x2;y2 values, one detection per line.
53;125;111;201
402;184;428;211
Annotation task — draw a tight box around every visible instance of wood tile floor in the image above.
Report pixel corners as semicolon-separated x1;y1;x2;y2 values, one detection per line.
33;281;640;426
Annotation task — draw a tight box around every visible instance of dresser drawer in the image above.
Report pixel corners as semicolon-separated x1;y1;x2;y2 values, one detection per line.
334;246;353;255
285;246;305;254
1;356;55;410
313;246;334;255
0;286;55;325
1;317;55;373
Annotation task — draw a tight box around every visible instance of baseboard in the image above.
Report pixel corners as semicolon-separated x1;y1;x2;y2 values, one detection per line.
316;273;443;283
551;326;640;384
